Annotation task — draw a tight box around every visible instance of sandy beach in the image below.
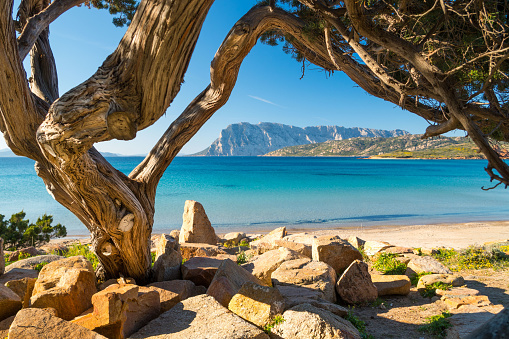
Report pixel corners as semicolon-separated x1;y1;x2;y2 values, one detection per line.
59;220;509;250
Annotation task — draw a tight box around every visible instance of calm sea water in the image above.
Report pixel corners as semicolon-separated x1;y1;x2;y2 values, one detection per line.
0;156;508;235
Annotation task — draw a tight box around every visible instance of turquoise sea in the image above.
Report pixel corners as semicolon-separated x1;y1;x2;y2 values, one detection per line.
0;156;508;235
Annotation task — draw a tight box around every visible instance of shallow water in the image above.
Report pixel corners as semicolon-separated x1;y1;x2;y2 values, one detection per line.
0;156;507;235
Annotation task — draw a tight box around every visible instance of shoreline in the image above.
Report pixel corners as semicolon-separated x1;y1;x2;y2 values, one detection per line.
58;220;509;250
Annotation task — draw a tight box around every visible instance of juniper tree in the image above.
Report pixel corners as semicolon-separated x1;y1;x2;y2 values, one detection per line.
1;0;508;281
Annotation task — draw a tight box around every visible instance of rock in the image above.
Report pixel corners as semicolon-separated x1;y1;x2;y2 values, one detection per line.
0;315;14;339
123;286;161;337
207;258;265;307
405;256;452;276
0;284;22;321
72;283;139;339
276;284;348;316
242;247;306;286
0;238;3;276
152;234;182;282
169;229;180;240
274;239;312;258
312;235;363;274
336;260;378;304
30;256;97;320
180;243;227;260
363;240;393;256
228;282;285;328
179;200;218;245
446;304;506;338
283;233;316;246
7;246;39;262
382;246;413;255
129;294;269;339
435;287;490;309
417;274;465;291
420;247;440;256
249;226;287;253
4;254;64;272
9;308;107;339
347;236;365;249
271;303;361;339
221;245;250;255
223;232;246;246
38;243;69;255
5;277;36;308
271;258;337;303
371;274;411;296
0;268;38;285
98;277;136;291
148;279;200;312
181;256;224;287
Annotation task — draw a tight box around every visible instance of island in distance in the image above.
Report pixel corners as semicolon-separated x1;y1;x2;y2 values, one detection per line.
194;122;409;156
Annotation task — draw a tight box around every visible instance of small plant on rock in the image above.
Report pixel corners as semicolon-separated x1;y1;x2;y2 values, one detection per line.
372;253;407;275
410;272;432;286
420;282;453;298
263;314;285;334
34;261;49;272
239;239;249;247
64;243;99;270
418;311;452;338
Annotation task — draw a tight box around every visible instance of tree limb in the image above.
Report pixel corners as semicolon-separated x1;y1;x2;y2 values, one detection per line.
17;0;85;60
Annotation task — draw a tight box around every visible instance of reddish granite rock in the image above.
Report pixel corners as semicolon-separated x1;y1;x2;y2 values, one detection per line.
179;200;218;245
336;260;378;304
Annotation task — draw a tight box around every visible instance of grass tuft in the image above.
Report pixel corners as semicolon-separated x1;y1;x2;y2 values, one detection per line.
372;253;407;275
418;311;452;338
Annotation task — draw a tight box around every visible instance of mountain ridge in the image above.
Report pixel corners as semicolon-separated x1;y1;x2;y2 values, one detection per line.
196;122;409;156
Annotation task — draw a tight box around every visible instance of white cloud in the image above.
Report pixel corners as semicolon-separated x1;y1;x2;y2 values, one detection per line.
248;95;286;108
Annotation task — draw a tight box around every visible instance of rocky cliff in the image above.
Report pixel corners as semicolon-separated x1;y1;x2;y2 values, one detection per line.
196;122;409;156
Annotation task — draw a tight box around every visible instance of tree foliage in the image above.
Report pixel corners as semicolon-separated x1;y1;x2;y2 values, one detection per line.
0;211;67;250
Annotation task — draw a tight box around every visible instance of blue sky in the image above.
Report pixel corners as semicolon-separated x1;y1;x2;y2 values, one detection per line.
3;0;454;155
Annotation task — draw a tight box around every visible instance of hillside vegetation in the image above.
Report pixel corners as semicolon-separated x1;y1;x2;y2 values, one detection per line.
264;135;509;159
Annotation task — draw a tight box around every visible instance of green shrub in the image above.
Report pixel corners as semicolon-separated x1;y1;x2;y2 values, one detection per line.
64;243;99;270
410;272;432;286
372;253;406;275
420;282;453;298
344;309;375;339
239;239;249;247
0;211;66;250
433;245;509;271
34;261;49;272
418;311;452;338
237;251;248;265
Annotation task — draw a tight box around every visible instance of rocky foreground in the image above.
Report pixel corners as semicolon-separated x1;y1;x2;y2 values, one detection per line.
1;200;508;338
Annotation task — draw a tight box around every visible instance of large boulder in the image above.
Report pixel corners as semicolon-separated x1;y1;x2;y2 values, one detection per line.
4;254;64;272
129;294;269;339
371;274;411;296
0;268;38;285
179;200;218;245
242;247;306;286
223;232;246;246
0;316;14;339
0;237;4;276
7;246;39;262
5;277;36;308
0;284;22;321
249;227;287;254
271;258;337;303
148;279;206;312
336;260;378;304
9;308;107;339
405;256;452;276
207;259;265;307
274;239;312;258
271;303;361;339
363;241;393;256
181;256;224;287
180;243;227;260
124;286;161;337
312;235;363;274
30;256;97;320
152;234;182;281
417;274;465;291
72;284;139;339
228;282;285;328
